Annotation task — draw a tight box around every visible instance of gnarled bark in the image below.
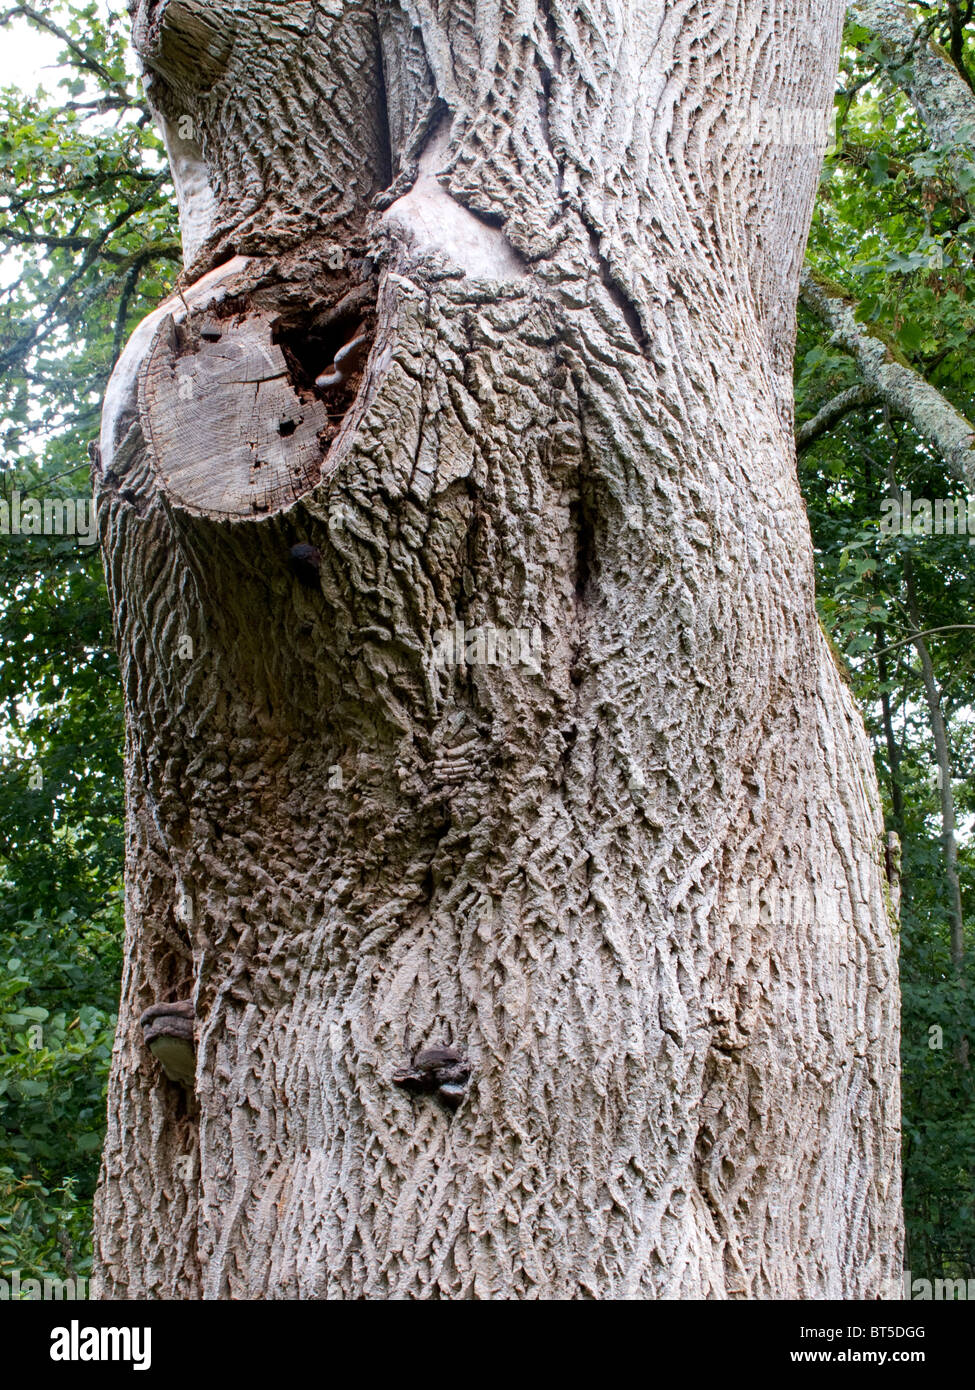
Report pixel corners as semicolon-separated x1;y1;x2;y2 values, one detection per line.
93;0;902;1299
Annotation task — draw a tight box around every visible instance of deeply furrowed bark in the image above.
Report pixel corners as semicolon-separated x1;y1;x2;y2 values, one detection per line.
93;0;903;1299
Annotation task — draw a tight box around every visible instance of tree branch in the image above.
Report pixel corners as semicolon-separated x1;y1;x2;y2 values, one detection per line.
1;3;134;107
872;624;975;658
796;382;881;450
0;176;173;374
849;0;975;211
800;269;975;490
946;0;975;92
901;546;966;969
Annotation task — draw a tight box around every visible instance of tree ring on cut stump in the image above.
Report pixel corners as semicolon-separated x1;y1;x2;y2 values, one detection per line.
138;307;332;517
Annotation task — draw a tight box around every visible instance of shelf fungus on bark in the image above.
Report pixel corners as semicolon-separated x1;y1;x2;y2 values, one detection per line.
140;1000;196;1088
392;1046;471;1113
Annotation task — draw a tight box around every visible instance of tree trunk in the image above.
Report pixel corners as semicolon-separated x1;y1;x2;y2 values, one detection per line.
92;0;903;1299
901;553;965;971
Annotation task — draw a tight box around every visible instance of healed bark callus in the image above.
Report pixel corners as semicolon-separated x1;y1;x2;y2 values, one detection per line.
393;1046;471;1113
314;333;369;391
140;1000;196;1088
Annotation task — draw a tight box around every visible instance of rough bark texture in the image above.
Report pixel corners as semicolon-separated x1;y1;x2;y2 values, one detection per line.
93;0;903;1299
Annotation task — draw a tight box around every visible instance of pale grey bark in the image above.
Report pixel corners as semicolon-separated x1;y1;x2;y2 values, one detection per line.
92;0;903;1299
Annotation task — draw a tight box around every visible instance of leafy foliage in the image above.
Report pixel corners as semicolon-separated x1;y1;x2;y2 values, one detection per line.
0;904;119;1284
0;0;175;1294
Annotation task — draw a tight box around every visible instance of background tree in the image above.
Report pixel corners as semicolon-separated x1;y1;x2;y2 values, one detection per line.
796;1;975;1279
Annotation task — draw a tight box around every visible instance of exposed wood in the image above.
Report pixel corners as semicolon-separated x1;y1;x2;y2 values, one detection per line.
139;308;334;516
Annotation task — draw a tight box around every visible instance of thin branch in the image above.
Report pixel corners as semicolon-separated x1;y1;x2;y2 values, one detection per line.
111;257;144;366
1;3;133;106
796;383;881;450
946;0;975;92
870;625;975;659
0;175;171;373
